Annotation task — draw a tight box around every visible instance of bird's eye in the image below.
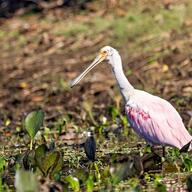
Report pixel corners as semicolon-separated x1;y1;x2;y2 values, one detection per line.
103;50;107;54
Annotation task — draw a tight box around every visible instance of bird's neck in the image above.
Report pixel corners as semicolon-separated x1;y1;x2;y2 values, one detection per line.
111;54;134;102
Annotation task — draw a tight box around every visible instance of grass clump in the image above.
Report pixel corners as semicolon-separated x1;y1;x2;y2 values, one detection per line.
53;22;89;37
0;30;6;39
111;4;187;45
90;17;112;33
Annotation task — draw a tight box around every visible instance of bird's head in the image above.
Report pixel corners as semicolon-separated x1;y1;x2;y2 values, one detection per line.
70;46;119;87
99;46;119;66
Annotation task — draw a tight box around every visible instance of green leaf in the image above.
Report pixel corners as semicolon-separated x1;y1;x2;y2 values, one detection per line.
15;169;39;192
24;110;44;139
121;115;128;126
155;183;167;192
35;145;62;177
41;151;60;176
22;150;36;170
50;153;62;177
183;156;192;171
35;144;48;175
64;176;80;191
108;106;120;120
0;157;6;172
35;144;47;159
86;175;94;192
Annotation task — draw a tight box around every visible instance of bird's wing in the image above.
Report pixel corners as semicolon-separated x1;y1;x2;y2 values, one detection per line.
125;90;191;148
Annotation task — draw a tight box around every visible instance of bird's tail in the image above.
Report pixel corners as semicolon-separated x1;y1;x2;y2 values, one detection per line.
180;139;192;153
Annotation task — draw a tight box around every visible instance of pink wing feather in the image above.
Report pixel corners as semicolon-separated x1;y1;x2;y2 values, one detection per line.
125;90;192;149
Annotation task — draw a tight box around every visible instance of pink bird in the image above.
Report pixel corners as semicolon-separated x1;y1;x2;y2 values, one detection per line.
71;46;192;151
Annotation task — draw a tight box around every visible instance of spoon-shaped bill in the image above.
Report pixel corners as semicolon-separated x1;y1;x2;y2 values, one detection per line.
70;54;106;88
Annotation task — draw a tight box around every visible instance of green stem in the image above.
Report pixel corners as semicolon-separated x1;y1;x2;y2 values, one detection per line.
30;139;33;150
94;162;101;183
88;111;97;126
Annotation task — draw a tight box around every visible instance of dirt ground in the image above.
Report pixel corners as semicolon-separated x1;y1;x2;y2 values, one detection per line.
0;0;192;191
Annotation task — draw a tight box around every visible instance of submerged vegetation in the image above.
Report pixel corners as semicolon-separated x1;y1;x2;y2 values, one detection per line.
0;0;192;191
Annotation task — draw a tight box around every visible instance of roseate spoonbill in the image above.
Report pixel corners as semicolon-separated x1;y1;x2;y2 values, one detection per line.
71;46;192;151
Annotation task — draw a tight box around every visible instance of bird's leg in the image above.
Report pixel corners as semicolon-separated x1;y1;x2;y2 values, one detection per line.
151;145;158;156
152;146;167;159
162;146;166;158
151;145;166;158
